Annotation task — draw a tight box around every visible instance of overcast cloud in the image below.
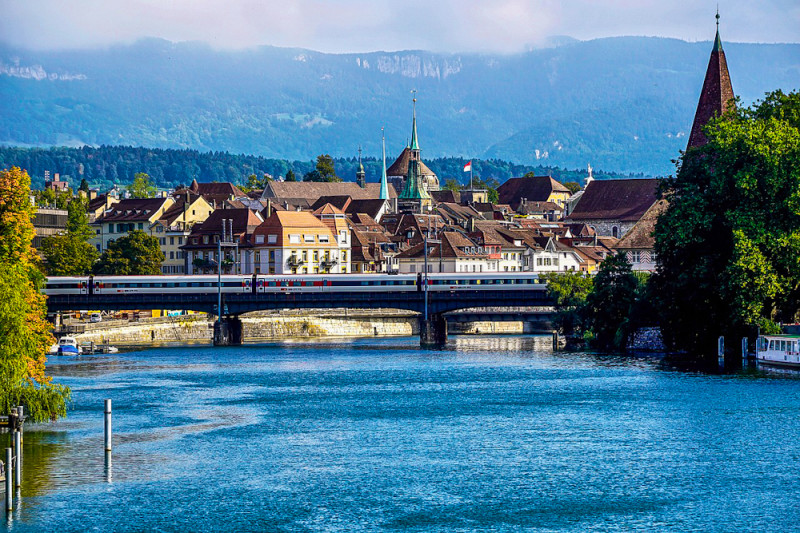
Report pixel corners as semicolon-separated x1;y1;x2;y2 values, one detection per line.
1;0;797;52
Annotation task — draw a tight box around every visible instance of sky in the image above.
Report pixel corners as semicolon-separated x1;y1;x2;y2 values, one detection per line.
1;0;797;53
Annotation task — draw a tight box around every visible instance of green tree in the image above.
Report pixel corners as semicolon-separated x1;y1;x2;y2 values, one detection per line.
304;154;341;182
0;167;70;422
285;169;297;182
470;176;500;204
79;178;90;192
541;271;593;336
583;253;639;350
563;181;581;194
40;236;98;276
93;230;164;275
653;90;800;356
443;178;461;192
54;188;73;209
128;172;157;198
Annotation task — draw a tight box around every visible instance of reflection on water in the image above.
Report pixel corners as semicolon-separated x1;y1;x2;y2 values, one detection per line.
10;335;800;532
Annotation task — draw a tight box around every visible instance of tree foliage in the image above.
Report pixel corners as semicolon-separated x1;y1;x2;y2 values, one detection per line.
583;253;640;350
303;154;341;182
128;172;157;198
41;194;98;275
93;230;165;275
652;90;800;355
541;271;593;336
0;167;70;421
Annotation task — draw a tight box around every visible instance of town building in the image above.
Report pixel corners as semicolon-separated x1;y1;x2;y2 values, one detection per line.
149;193;215;274
32;207;68;249
248;211;349;274
565;178;659;238
614;199;668;272
497;175;571;211
395;231;495;274
182;208;264;274
386;97;440;194
90;197;175;252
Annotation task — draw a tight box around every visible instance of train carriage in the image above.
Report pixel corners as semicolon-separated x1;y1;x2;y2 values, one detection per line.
93;275;252;294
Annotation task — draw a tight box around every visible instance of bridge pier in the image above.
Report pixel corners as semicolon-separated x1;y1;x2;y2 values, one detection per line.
420;314;448;348
213;316;243;346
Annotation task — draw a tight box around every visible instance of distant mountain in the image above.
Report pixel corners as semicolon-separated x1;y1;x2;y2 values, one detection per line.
0;37;797;175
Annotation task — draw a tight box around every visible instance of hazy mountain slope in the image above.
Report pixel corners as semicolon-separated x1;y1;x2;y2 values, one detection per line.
0;37;797;175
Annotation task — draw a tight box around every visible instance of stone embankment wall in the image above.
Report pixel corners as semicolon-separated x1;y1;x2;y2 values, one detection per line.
75;310;417;346
242;310;416;339
627;327;666;351
76;315;213;345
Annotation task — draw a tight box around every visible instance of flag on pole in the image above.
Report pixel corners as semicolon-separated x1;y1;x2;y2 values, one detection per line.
463;161;472;172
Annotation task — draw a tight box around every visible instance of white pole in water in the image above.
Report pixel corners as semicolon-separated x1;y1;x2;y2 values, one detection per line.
104;399;112;452
742;337;748;360
5;448;12;512
13;432;20;489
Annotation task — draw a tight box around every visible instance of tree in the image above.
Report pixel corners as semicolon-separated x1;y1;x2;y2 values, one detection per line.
470;176;500;204
40;236;98;276
128;172;157;198
93;230;164;275
54;188;73;209
285;169;297;182
79;178;90;192
563;181;581;194
653;90;800;356
443;178;461;192
304;154;341;182
541;271;593;336
583;253;639;350
240;173;271;193
0;167;70;421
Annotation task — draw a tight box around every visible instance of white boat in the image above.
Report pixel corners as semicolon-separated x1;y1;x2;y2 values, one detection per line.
756;334;800;367
55;336;81;356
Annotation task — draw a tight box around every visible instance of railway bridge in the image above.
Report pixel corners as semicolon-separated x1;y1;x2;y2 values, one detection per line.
46;285;554;347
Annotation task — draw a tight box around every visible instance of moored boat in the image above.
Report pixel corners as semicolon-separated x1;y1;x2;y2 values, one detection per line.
55;336;81;356
756;334;800;367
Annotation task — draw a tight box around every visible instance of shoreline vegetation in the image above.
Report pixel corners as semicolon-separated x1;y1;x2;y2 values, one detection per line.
0;167;70;421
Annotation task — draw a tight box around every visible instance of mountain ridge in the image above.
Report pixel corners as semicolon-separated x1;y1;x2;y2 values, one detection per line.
1;37;797;175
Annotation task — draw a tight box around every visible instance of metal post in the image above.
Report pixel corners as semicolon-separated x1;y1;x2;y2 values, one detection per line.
13;432;20;489
718;336;725;368
423;229;429;322
104;399;112;452
16;406;22;438
5;448;12;512
217;238;222;325
742;337;748;360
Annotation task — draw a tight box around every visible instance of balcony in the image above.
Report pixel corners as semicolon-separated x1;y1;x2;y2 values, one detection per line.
287;256;305;267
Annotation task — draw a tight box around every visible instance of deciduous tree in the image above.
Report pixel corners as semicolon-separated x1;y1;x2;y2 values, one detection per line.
128;172;157;198
0;167;70;421
93;230;164;275
653;90;800;356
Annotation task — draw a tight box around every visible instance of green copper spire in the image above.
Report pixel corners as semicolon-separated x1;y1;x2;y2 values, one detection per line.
713;9;723;52
410;89;419;151
379;127;389;200
398;159;430;200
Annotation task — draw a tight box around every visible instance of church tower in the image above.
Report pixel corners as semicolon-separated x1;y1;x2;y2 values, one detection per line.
687;11;735;151
356;146;366;188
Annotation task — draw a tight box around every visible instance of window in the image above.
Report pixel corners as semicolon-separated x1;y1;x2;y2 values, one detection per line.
303;234;315;243
203;235;209;244
254;251;261;263
213;235;219;243
313;251;319;262
319;234;330;243
289;234;301;244
178;237;184;245
269;250;275;261
170;237;174;245
255;235;265;244
156;226;163;233
410;265;416;273
169;251;174;259
268;234;277;244
302;251;308;261
630;251;641;263
612;226;619;238
342;252;347;263
138;223;143;230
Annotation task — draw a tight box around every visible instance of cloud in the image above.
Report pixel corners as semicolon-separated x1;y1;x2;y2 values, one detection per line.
0;0;797;52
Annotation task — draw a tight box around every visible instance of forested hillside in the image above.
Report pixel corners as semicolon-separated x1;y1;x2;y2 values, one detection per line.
1;37;796;175
0;145;636;191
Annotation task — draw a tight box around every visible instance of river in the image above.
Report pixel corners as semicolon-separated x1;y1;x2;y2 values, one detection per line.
5;335;800;532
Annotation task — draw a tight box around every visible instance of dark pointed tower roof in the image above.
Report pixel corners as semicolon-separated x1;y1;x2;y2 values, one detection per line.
687;12;735;150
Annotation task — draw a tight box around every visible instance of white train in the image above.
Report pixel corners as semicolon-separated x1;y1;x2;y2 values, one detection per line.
44;273;545;296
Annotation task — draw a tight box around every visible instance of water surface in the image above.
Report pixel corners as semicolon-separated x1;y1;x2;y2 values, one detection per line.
5;336;800;532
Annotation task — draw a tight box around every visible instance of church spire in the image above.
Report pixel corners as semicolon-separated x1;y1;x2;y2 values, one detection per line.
356;145;366;188
410;89;419;152
379;128;389;200
687;10;735;150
